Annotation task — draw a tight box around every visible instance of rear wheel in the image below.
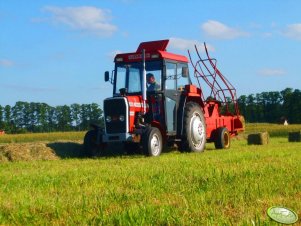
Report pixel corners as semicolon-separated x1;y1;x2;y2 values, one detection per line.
214;127;230;149
142;127;163;157
180;102;206;152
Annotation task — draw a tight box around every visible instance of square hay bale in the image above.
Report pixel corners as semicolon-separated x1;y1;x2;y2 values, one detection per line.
288;131;301;142
247;132;269;145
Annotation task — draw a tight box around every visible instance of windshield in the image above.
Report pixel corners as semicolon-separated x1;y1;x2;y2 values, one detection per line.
114;61;162;95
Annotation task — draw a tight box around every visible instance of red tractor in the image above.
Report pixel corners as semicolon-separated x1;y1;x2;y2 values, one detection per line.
84;40;244;156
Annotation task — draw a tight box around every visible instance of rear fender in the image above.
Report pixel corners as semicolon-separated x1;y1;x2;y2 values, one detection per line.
186;96;205;109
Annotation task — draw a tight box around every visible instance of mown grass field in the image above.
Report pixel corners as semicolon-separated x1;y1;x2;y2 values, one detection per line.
0;131;86;144
1;123;300;144
0;124;300;225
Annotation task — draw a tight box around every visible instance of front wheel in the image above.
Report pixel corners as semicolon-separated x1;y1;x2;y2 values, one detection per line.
180;102;206;152
142;127;163;157
83;130;98;157
123;142;141;155
214;127;230;149
83;129;105;156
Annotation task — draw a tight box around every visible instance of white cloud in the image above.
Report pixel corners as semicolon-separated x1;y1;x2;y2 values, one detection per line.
283;23;301;40
201;20;249;39
169;37;215;52
43;6;117;36
0;59;14;67
258;68;286;76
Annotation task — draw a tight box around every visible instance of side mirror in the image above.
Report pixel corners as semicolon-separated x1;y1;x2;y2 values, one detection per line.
182;67;189;77
104;71;110;82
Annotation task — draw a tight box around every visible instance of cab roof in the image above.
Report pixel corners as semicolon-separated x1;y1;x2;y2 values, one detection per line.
114;39;188;63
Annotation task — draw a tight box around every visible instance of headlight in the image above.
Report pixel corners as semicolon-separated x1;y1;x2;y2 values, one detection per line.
106;116;112;122
119;115;125;121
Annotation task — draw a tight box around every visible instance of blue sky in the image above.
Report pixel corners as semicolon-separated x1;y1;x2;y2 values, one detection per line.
1;0;301;106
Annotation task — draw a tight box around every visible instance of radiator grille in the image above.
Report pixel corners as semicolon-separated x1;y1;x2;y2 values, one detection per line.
104;98;127;134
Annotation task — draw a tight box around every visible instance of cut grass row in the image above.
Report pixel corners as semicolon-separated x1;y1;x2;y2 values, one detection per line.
0;137;300;225
0;123;300;144
0;131;86;144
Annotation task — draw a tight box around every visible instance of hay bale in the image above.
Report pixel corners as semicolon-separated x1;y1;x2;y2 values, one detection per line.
288;131;301;142
247;132;269;145
0;143;59;162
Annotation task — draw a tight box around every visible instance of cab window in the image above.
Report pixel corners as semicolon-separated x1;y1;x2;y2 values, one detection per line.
177;63;190;90
165;62;176;90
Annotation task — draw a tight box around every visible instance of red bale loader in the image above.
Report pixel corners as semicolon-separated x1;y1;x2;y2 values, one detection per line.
83;40;244;156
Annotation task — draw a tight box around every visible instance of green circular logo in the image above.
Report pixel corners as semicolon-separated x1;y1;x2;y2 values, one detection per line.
267;206;298;224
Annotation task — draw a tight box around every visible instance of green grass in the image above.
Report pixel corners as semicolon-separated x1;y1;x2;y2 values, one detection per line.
0;123;300;144
245;123;301;137
0;137;300;225
0;131;86;144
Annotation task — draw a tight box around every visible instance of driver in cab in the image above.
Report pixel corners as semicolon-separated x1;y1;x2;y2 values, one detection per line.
146;73;160;91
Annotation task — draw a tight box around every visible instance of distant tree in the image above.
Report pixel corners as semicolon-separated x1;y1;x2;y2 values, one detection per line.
46;105;56;132
0;105;4;129
71;103;81;131
26;102;37;132
55;105;72;131
78;103;103;130
11;101;24;129
237;95;247;117
22;102;31;130
89;103;103;127
36;103;49;132
80;104;90;130
290;89;301;123
266;91;281;122
245;94;256;122
3;105;13;133
280;88;293;123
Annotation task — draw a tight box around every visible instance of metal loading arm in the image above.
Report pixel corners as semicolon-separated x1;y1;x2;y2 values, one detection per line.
188;43;240;116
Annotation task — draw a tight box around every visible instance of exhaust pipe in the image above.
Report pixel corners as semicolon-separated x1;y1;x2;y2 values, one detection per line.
142;49;147;114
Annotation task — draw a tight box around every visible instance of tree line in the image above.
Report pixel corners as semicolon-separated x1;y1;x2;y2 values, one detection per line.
0;88;300;134
238;88;301;124
0;102;103;133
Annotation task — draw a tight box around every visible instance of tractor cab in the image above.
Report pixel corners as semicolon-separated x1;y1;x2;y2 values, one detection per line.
105;40;192;136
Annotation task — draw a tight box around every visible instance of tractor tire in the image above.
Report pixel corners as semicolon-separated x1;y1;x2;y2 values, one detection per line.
179;102;206;152
214;127;230;149
142;127;163;157
83;130;99;157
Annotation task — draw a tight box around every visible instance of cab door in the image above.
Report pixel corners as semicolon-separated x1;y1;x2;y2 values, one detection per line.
164;62;180;135
164;62;190;135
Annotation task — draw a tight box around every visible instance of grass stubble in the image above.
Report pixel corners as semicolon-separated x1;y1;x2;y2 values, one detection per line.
0;124;300;225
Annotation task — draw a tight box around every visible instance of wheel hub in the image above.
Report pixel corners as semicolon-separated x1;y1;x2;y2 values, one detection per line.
190;112;205;147
150;133;161;156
